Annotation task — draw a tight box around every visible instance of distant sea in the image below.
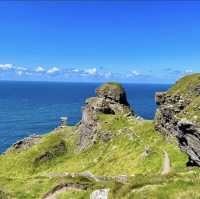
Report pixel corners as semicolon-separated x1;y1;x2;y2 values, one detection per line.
0;81;170;153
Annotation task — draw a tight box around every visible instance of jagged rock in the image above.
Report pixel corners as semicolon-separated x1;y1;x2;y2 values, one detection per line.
155;91;167;105
6;134;41;153
90;189;110;199
177;120;200;165
77;82;133;151
155;74;200;166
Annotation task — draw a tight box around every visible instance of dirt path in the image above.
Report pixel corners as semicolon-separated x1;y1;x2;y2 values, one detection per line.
42;183;88;199
161;150;170;175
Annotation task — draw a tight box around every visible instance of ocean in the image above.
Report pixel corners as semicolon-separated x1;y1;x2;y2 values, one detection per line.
0;81;170;153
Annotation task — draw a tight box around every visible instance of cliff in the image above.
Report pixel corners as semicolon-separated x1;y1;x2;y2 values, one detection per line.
0;78;200;199
155;73;200;166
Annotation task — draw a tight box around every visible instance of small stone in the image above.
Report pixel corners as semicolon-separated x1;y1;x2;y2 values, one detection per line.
90;189;110;199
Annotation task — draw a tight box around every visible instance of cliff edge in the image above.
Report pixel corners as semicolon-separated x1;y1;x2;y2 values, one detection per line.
155;73;200;166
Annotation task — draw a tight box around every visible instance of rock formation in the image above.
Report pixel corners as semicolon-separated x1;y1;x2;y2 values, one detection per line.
77;82;133;151
6;134;42;153
155;74;200;166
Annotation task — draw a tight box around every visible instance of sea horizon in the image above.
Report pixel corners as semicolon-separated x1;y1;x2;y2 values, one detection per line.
0;79;173;85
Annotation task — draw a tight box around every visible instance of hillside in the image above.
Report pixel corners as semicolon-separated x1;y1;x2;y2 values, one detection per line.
0;77;200;199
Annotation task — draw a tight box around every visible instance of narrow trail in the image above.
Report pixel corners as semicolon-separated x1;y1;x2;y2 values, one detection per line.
161;150;170;175
42;183;88;199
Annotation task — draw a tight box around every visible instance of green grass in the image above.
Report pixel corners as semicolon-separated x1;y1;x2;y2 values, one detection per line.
57;191;90;199
0;114;197;198
97;82;123;92
169;73;200;97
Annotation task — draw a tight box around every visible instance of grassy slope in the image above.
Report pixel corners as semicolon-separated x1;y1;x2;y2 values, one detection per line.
169;73;200;96
168;73;200;125
0;113;194;199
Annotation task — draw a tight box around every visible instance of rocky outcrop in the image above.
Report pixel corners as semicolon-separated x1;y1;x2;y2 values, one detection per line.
6;134;42;153
177;120;200;166
155;92;190;136
155;74;200;166
77;82;133;151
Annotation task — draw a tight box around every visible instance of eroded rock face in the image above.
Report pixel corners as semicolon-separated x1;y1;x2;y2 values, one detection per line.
155;92;189;136
177;120;200;166
155;74;200;166
77;83;133;151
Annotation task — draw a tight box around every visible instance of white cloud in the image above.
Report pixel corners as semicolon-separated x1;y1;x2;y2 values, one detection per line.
47;67;60;74
126;74;133;78
72;68;80;72
131;70;140;76
35;66;45;73
184;69;193;74
17;71;23;76
104;72;112;78
85;68;97;76
16;66;27;71
0;64;13;70
25;72;33;76
25;72;33;75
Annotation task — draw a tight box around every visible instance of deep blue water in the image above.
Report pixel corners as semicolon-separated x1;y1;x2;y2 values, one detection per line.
0;81;170;153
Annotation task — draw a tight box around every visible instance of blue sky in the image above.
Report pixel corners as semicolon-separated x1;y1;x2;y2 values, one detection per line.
0;1;199;83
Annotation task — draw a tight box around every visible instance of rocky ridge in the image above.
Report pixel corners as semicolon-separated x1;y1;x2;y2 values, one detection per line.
155;73;200;166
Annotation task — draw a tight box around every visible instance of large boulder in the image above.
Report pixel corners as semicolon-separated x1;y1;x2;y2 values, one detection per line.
77;82;133;151
155;73;200;166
